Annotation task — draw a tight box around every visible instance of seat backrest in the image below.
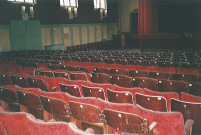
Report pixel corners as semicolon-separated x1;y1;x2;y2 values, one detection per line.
110;74;134;88
188;82;201;97
133;77;159;91
90;72;111;84
38;71;54;77
28;78;49;92
107;89;133;104
110;69;129;76
172;73;197;82
149;71;172;80
70;73;88;81
54;71;70;80
69;101;102;123
129;70;149;78
171;98;201;133
82;85;105;100
11;75;29;88
0;88;18;104
59;83;82;97
135;93;167;112
16;90;42;109
180;92;201;103
103;109;150;134
93;67;110;75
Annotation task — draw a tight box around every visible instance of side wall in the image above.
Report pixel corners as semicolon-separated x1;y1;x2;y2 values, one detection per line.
119;0;138;33
0;22;118;51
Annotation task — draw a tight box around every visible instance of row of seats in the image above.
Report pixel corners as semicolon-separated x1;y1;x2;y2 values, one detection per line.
1;85;200;134
1;69;201;97
0;107;95;135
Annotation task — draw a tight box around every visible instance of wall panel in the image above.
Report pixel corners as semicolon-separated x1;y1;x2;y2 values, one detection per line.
53;27;61;45
0;28;10;51
89;26;95;43
81;26;88;44
64;27;71;47
73;26;80;46
96;25;101;42
103;25;108;39
41;28;51;49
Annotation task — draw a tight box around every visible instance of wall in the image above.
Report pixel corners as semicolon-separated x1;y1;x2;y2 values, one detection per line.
119;0;138;33
0;26;10;52
0;22;118;51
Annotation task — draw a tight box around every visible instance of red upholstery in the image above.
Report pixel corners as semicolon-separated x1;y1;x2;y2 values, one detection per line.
0;112;94;135
180;92;201;103
143;88;180;111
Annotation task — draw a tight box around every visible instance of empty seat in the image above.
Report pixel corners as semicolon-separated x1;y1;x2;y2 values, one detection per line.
149;71;172;80
110;74;134;88
103;58;115;64
53;70;70;80
180;92;201;103
171;99;201;134
37;71;54;77
129;70;149;78
133;77;159;91
11;74;29;88
16;90;43;120
80;57;91;62
60;65;76;71
135;93;167;112
143;60;157;66
103;109;157;134
70;73;88;81
114;59;128;65
74;67;90;73
92;57;104;63
188;82;201;97
157;61;173;67
27;77;53;92
40;96;70;122
93;67;110;75
110;68;129;76
0;87;20;112
107;89;133;104
59;83;81;97
69;101;103;134
90;73;111;84
82;85;105;100
158;79;188;94
0;73;12;85
171;73;197;82
130;59;143;65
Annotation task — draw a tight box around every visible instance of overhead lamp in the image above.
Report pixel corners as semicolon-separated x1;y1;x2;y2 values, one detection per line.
61;0;78;19
21;6;34;20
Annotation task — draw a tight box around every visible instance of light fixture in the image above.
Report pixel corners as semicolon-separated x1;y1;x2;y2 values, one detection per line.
21;6;34;20
60;0;78;19
94;0;107;20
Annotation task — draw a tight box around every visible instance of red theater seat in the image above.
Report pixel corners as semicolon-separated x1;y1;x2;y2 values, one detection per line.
188;82;201;97
129;70;149;78
40;95;70;122
38;71;54;77
82;85;105;100
93;67;110;75
69;101;103;134
149;71;172;80
135;93;167;112
0;112;94;135
0;86;20;112
171;99;201;134
143;88;180;111
16;90;43;120
158;79;188;94
110;68;129;76
171;73;197;82
90;72;111;84
11;74;29;88
0;73;12;85
107;89;133;104
70;72;88;81
110;74;134;88
180;92;201;103
103;109;157;134
59;83;82;97
53;70;70;80
133;77;159;91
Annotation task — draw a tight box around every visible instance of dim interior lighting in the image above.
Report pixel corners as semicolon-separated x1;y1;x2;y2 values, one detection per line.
94;0;107;20
21;5;34;20
60;0;78;19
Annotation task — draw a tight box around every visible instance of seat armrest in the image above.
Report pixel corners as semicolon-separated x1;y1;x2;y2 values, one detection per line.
149;122;157;131
184;119;194;133
51;86;58;91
